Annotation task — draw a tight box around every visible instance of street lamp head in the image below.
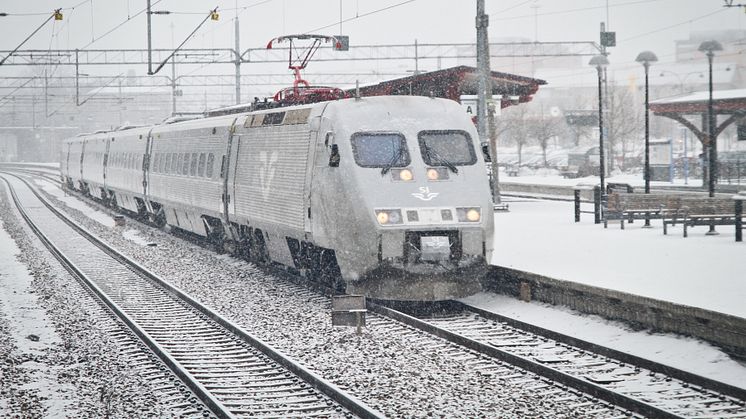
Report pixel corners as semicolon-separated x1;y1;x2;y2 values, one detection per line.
698;40;723;54
635;50;658;68
589;54;609;70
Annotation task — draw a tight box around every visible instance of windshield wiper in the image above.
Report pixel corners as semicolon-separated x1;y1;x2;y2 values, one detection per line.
381;146;404;175
422;142;458;174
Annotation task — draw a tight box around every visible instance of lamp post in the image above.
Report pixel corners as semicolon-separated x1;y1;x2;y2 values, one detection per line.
589;54;609;195
636;51;657;227
636;52;657;192
699;40;722;200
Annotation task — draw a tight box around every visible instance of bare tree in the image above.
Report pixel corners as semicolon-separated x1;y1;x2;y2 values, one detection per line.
606;85;643;171
498;105;530;166
529;114;566;166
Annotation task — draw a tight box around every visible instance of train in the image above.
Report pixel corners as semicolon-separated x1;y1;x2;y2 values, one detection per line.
60;95;494;301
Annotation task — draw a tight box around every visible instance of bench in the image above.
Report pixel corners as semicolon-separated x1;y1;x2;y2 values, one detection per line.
604;192;671;229
662;197;736;237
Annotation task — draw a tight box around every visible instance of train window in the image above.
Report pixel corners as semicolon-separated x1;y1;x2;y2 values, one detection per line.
418;130;477;166
198;153;206;177
181;153;190;175
165;153;172;174
350;132;410;168
190;153;198;176
206;153;215;178
176;153;183;175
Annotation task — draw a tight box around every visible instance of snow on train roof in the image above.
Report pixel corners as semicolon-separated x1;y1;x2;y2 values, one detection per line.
67;95;466;142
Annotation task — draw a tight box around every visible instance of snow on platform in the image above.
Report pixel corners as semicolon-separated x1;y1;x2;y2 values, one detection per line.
490;195;746;319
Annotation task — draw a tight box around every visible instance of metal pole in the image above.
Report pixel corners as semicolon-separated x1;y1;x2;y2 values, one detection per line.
44;68;48;117
684;129;689;185
597;66;606;194
643;62;650;195
414;39;419;75
147;0;153;75
736;199;743;242
476;0;499;205
234;16;241;105
643;62;651;227
171;57;176;116
75;49;80;106
476;0;488;142
707;51;716;198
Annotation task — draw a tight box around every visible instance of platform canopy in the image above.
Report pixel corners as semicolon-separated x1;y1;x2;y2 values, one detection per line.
650;88;746;146
345;65;546;109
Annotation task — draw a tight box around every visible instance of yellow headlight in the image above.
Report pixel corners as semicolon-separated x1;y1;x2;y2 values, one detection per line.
427;168;439;180
399;169;413;181
466;208;480;222
377;211;389;224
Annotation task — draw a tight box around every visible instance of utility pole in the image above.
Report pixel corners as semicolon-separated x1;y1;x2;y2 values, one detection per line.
75;49;80;105
171;57;177;115
476;0;500;204
234;15;241;105
147;0;153;75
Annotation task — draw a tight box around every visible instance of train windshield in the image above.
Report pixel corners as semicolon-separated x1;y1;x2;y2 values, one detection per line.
418;130;476;166
351;132;410;168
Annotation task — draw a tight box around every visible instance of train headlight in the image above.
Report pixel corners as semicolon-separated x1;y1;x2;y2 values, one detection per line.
399;169;413;181
457;207;481;222
392;168;414;181
375;209;403;225
426;167;449;181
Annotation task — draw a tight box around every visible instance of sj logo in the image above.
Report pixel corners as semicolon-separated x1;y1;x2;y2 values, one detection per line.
258;151;278;200
412;186;439;201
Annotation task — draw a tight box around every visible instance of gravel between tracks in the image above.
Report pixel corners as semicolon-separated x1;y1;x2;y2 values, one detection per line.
0;183;167;418
34;181;623;418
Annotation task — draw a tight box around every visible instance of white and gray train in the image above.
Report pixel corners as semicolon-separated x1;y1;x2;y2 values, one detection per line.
61;96;494;300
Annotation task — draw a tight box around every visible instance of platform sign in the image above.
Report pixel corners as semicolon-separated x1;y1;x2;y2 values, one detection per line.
650;139;672;165
460;95;501;117
460;95;478;116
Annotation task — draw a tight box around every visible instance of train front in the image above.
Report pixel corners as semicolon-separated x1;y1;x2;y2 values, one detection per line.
314;96;494;301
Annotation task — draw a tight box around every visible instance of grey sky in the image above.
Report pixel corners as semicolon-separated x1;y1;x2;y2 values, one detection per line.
1;2;742;58
0;0;743;89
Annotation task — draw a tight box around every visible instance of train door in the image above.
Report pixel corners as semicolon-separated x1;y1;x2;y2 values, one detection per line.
220;118;241;237
103;137;112;189
79;139;87;186
142;128;156;212
63;142;71;180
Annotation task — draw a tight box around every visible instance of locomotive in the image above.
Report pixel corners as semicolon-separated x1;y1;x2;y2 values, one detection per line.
61;95;494;300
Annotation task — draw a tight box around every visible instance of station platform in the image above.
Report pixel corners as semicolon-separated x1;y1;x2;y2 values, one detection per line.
489;179;745;320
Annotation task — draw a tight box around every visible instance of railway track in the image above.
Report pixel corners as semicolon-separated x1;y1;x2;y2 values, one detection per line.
371;300;746;419
12;168;745;417
1;172;380;419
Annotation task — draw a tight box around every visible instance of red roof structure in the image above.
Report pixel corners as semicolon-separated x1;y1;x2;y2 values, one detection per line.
651;89;746;146
345;65;546;108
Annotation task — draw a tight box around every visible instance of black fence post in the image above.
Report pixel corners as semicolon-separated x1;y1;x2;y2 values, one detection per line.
574;189;581;222
736;199;743;242
593;186;601;224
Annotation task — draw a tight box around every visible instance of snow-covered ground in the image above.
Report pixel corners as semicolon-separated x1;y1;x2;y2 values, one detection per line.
2;173;745;398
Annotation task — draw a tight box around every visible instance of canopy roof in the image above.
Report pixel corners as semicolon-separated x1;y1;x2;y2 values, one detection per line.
345;65;546;108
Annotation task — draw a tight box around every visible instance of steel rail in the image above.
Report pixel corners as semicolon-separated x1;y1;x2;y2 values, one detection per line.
369;301;680;419
1;172;383;419
1;173;230;418
450;300;746;402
